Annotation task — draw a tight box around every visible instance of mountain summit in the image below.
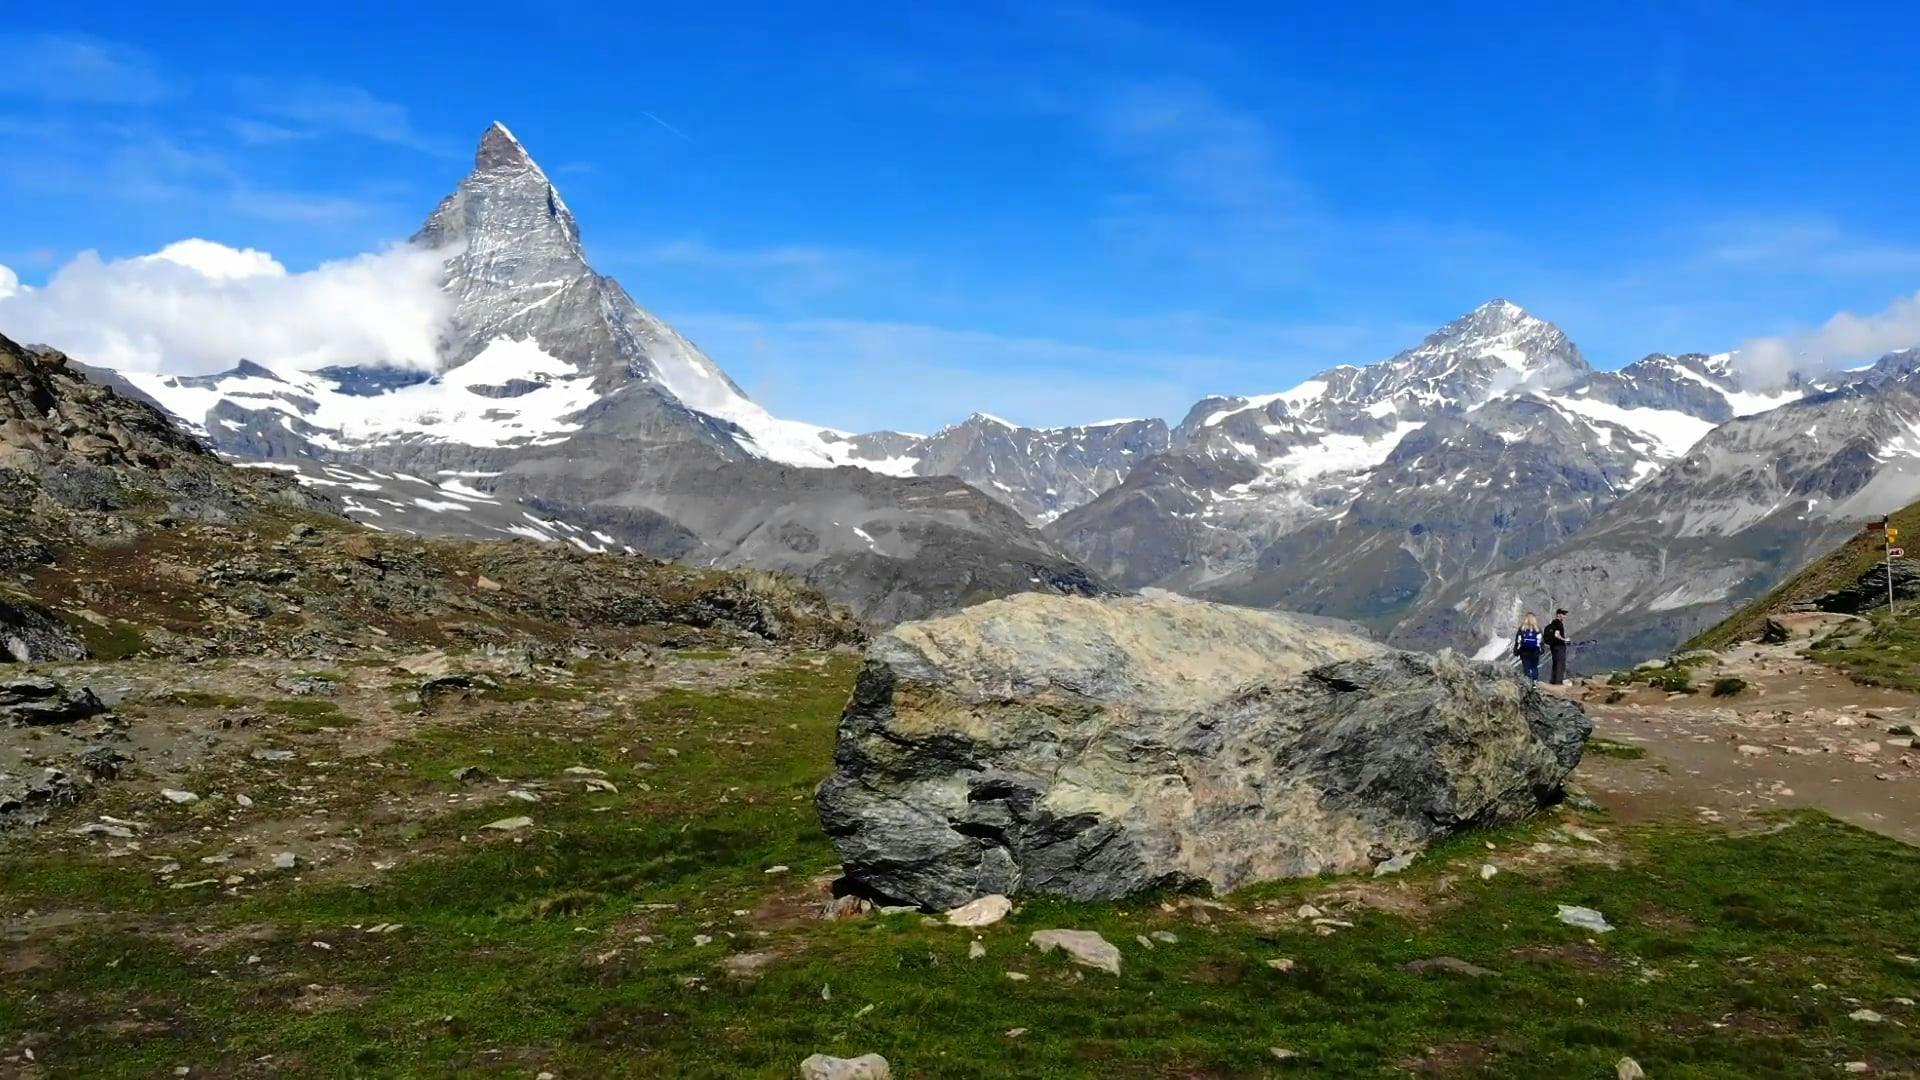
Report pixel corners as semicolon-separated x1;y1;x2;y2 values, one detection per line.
108;122;1101;624
414;123;742;408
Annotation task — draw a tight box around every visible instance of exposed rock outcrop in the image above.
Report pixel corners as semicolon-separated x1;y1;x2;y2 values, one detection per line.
817;593;1590;909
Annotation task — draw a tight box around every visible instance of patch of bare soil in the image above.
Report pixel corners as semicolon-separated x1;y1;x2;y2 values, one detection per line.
1556;643;1920;844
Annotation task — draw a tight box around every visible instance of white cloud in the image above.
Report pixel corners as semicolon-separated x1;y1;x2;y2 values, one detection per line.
139;239;286;280
0;264;17;300
0;240;453;375
1736;290;1920;387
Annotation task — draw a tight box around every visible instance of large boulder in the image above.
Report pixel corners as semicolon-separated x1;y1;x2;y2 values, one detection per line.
816;593;1591;909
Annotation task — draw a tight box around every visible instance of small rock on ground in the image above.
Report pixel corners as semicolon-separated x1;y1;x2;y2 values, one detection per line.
1616;1057;1645;1079
481;816;533;832
799;1053;891;1080
944;893;1012;928
1403;956;1497;978
1372;851;1416;877
1556;904;1614;933
1029;929;1121;975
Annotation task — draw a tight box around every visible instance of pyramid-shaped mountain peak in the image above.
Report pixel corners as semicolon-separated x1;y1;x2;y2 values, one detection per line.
475;121;538;172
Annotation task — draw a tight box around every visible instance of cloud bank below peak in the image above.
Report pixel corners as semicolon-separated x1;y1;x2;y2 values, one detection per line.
1735;289;1920;388
0;240;454;375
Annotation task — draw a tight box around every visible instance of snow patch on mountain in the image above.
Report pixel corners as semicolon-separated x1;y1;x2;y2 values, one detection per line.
1266;421;1426;482
128;336;603;449
1543;394;1717;459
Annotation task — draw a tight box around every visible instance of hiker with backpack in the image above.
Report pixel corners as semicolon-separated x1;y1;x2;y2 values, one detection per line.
1512;612;1544;682
1546;607;1570;684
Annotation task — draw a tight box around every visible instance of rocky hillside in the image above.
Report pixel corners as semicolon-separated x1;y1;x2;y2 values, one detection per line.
1682;496;1920;653
1414;364;1920;669
101;124;1099;624
0;332;860;664
838;413;1170;524
1046;302;1798;643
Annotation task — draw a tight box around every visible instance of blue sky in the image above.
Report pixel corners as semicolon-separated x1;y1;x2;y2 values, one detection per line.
4;1;1920;431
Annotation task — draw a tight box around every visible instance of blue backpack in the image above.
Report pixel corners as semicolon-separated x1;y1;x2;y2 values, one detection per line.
1517;628;1541;651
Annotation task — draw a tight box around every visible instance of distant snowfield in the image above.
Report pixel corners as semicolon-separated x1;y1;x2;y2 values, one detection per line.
128;336;602;450
1266;421;1425;482
1545;395;1717;459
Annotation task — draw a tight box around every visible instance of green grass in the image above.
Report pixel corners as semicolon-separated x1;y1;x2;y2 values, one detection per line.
1685;499;1920;652
1585;738;1648;761
1710;676;1750;698
7;656;1920;1078
71;616;147;660
261;698;351;731
168;690;256;709
1806;605;1920;691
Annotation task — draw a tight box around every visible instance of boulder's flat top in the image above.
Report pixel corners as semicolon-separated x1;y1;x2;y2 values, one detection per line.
877;592;1386;710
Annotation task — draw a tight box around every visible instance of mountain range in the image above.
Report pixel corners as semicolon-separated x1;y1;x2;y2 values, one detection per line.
53;122;1920;664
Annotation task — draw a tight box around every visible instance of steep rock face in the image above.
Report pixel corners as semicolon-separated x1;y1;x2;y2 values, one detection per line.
414;122;748;408
816;593;1590;908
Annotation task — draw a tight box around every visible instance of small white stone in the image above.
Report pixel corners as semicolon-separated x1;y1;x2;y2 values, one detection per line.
161;789;199;804
944;894;1012;928
1556;905;1614;933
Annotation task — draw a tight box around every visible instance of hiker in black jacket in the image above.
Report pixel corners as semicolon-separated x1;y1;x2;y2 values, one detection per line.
1545;608;1570;684
1512;612;1543;682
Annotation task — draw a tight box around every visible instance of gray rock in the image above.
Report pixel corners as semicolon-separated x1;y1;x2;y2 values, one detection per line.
273;675;337;697
817;593;1589;908
799;1054;891;1080
1372;852;1417;877
1616;1058;1646;1080
78;746;130;779
1029;929;1121;975
1556;904;1614;933
1403;956;1498;978
1;677;107;727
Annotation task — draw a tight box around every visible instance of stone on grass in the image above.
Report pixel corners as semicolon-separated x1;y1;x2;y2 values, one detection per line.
816;594;1590;908
1556;905;1614;933
481;815;533;832
272;852;298;870
1372;852;1416;877
1403;956;1498;978
799;1053;891;1080
968;940;986;960
1616;1058;1645;1080
1851;1008;1885;1023
161;789;200;804
1480;863;1499;880
1029;929;1121;975
944;894;1012;928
